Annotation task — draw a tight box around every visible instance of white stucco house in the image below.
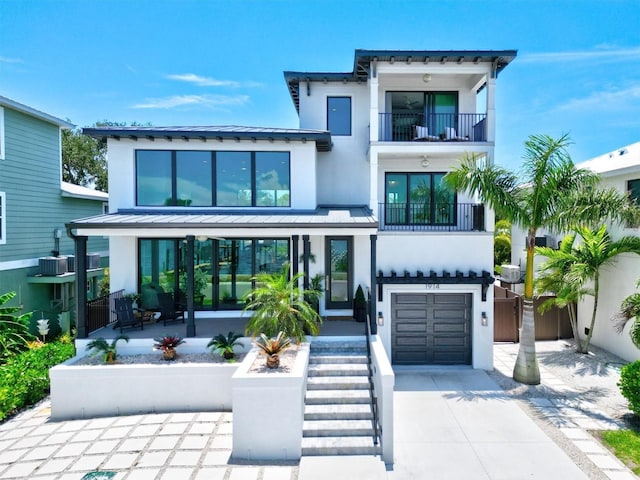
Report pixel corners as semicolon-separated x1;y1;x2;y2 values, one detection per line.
510;142;640;361
67;49;517;369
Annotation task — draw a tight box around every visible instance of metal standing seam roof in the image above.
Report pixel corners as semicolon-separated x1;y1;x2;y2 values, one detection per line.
67;207;378;230
284;48;518;112
82;125;333;152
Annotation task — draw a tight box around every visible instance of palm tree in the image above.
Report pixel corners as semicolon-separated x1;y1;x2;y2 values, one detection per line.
244;263;322;342
445;133;637;384
567;226;640;353
535;232;586;351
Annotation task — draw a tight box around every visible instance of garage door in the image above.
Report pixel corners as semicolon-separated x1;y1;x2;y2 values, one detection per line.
391;293;472;365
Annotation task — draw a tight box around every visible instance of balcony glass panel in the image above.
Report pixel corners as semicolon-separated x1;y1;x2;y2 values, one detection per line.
216;152;252;206
176;151;212;206
256;152;290;207
136;150;172;206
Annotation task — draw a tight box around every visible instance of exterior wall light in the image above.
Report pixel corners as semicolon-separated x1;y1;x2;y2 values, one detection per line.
422;74;431;83
377;311;384;326
481;312;488;326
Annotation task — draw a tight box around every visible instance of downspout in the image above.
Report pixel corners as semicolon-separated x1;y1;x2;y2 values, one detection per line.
66;227;88;338
370;234;377;335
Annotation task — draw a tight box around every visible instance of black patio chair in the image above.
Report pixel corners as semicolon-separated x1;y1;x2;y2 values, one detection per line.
113;297;144;333
157;292;186;326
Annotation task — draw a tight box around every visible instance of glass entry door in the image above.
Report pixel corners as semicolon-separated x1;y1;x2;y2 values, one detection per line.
325;237;353;309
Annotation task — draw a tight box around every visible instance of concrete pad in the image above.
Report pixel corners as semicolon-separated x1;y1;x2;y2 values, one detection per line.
299;456;386;480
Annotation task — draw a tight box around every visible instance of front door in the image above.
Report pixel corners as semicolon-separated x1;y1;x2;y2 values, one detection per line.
325;237;353;309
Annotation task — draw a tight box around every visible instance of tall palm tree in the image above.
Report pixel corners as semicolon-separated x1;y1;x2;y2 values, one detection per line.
244;263;322;342
445;134;637;384
568;226;640;353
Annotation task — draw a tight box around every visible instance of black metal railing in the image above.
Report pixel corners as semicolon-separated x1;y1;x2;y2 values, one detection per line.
365;290;381;447
378;112;486;142
378;202;485;232
86;289;124;335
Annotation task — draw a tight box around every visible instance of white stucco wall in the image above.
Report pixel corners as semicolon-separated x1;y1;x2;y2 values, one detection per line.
106;138;318;211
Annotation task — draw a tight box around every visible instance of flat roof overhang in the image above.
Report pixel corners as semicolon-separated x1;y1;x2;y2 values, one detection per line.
67;207;378;237
82;126;333;152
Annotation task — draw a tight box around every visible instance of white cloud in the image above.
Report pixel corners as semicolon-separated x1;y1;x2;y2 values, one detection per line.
0;55;22;64
131;94;250;109
556;84;640;112
521;46;640;63
166;73;261;88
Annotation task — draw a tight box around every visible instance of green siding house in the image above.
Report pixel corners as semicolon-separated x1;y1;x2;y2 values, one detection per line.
0;96;108;335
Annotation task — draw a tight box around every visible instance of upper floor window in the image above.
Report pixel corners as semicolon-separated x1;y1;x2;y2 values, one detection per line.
0;107;5;160
136;150;290;207
327;97;351;136
629;179;640;206
384;172;455;225
0;192;6;244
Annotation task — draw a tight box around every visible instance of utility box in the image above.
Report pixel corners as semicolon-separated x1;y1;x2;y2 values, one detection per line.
39;257;68;276
501;265;521;283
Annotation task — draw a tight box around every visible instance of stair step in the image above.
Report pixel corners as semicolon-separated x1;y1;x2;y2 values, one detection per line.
303;419;374;437
301;436;380;456
304;404;373;421
310;341;367;352
307;376;369;390
309;354;368;364
305;389;371;405
308;364;369;377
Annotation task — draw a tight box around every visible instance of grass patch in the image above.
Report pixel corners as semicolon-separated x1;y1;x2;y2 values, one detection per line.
598;429;640;474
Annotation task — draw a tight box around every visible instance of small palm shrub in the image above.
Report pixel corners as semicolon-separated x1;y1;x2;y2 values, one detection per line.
208;331;242;360
86;335;129;364
153;335;185;361
254;331;291;369
0;291;34;363
619;361;640;416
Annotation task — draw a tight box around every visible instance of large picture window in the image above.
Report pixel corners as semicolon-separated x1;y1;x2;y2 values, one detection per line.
138;237;289;310
136;150;290;207
385;172;455;225
327;97;351;136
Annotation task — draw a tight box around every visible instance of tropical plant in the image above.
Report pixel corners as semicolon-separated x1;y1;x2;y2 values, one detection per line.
616;279;640;348
494;219;512;269
353;285;367;322
445;133;639;384
244;263;322;342
208;331;242;360
153;335;185;360
0;291;34;363
86;335;129;363
619;360;640;416
254;331;292;369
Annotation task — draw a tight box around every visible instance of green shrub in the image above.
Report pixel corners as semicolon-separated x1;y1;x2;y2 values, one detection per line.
619;360;640;416
0;340;75;422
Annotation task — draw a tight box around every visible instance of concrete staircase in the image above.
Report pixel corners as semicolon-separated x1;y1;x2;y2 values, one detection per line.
302;338;381;456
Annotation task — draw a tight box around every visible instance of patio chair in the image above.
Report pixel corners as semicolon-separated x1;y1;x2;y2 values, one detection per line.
113;297;144;333
157;292;186;326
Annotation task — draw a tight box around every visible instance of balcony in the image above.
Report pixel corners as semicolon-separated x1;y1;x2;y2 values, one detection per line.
378;113;486;143
378;202;485;232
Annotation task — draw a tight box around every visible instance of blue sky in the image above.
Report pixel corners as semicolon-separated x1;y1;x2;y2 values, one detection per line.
1;0;640;172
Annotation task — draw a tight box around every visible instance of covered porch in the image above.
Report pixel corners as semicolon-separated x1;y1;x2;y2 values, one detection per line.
67;207;379;339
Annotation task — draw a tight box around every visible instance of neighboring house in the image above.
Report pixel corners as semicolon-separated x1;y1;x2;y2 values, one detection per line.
69;49;516;369
509;142;640;361
573;143;640;361
0;96;109;335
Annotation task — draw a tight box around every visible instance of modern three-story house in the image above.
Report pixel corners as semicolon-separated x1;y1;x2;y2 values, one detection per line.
69;49;516;369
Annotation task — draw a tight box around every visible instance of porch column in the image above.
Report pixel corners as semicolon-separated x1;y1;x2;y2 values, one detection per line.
302;235;310;290
291;235;299;278
486;76;496;145
370;234;377;335
186;235;196;337
369;72;379;142
74;235;88;338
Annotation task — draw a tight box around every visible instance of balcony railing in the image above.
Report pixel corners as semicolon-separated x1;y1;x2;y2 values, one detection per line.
378;113;487;142
378;202;485;232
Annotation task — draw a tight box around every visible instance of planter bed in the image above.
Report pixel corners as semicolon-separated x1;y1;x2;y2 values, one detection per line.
49;338;250;420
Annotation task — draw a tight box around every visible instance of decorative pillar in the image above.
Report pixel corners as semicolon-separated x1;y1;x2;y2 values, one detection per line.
370;234;377;335
74;235;88;338
186;235;196;337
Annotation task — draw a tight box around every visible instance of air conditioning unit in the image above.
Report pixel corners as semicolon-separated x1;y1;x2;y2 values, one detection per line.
501;265;521;283
67;253;101;271
39;257;68;276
